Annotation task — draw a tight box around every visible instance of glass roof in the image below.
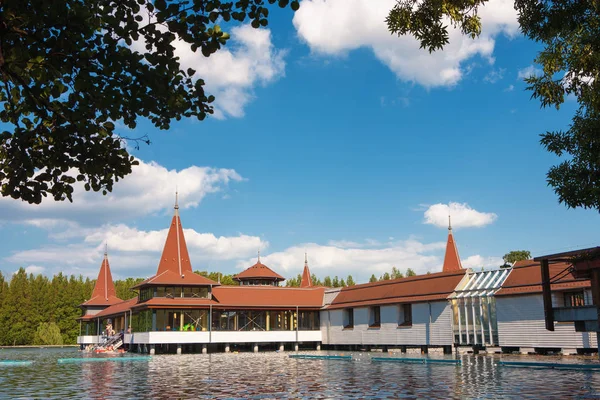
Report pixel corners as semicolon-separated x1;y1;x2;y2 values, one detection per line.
450;268;511;298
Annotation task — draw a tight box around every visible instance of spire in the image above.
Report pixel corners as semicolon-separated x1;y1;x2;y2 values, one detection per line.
156;196;193;276
257;250;261;263
300;252;312;288
442;218;462;272
92;252;117;301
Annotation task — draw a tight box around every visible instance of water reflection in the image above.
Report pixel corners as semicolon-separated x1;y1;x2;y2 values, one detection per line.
2;348;600;399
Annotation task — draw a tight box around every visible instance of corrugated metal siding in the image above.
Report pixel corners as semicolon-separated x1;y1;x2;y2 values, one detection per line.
429;301;453;345
497;294;596;348
323;302;453;346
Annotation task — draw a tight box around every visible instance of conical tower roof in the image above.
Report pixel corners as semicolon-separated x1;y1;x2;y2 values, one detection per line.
82;251;121;306
234;251;285;282
300;253;312;288
134;195;218;288
156;197;193;276
442;216;462;272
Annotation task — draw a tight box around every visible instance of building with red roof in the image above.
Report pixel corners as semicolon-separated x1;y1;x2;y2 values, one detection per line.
78;198;323;353
78;251;122;340
77;204;597;355
233;253;285;286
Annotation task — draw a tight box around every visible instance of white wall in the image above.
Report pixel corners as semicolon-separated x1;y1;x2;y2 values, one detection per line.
77;335;101;345
496;294;596;348
126;330;321;345
322;301;453;347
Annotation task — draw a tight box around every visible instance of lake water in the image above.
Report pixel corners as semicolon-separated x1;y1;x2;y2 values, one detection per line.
2;348;600;399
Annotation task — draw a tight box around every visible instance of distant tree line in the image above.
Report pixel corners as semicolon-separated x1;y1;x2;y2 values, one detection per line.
194;270;239;286
285;274;356;288
0;268;142;346
369;267;417;283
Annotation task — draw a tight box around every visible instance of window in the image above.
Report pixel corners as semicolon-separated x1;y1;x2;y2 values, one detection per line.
139;287;153;302
399;303;412;327
564;291;586;307
343;308;354;329
369;306;381;328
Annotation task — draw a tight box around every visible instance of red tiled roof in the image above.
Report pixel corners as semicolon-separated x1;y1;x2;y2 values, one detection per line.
81;254;122;307
442;229;462;272
133;270;218;288
133;205;218;288
300;257;312;288
79;298;138;320
495;260;590;296
212;286;325;309
233;262;285;282
156;206;194;276
327;269;467;309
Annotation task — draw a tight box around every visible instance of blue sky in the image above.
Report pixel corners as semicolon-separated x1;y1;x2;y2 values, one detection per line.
1;0;598;283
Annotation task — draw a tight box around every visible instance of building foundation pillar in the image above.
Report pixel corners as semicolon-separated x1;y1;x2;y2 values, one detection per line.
149;345;155;355
294;343;299;352
316;343;321;351
176;344;182;355
279;343;284;352
253;343;259;353
202;344;207;354
225;344;230;353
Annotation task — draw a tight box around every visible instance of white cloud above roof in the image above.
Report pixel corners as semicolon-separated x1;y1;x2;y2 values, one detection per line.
293;0;519;87
6;223;268;279
424;202;498;228
0;158;243;226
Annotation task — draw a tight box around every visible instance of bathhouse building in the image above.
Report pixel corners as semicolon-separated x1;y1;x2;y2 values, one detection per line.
79;199;323;354
77;200;597;355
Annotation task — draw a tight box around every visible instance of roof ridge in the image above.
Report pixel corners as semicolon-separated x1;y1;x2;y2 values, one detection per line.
341;269;466;291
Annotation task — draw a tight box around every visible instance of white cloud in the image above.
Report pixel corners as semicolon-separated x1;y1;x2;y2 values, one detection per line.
83;224;266;260
237;238;448;283
462;255;504;270
517;65;543;79
484;68;505;83
0;159;243;226
24;265;46;275
293;0;518;87
6;223;268;279
424;202;498;228
147;24;286;119
6;226;501;283
504;84;514;92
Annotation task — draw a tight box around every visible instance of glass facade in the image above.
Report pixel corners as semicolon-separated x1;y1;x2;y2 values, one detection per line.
82;320;98;335
132;310;152;332
153;309;209;331
131;309;320;332
240;280;279;286
452;296;499;346
139;286;210;302
450;269;509;346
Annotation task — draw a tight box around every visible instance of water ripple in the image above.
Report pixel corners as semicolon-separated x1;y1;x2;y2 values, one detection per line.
2;348;600;399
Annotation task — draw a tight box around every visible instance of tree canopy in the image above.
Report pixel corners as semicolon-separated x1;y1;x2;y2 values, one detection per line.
501;249;531;267
387;0;600;212
0;0;298;204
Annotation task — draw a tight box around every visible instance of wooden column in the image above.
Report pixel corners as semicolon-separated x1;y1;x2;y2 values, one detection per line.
540;259;554;331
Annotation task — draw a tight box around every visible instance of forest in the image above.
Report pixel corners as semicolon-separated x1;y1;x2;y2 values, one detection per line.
0;267;416;346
